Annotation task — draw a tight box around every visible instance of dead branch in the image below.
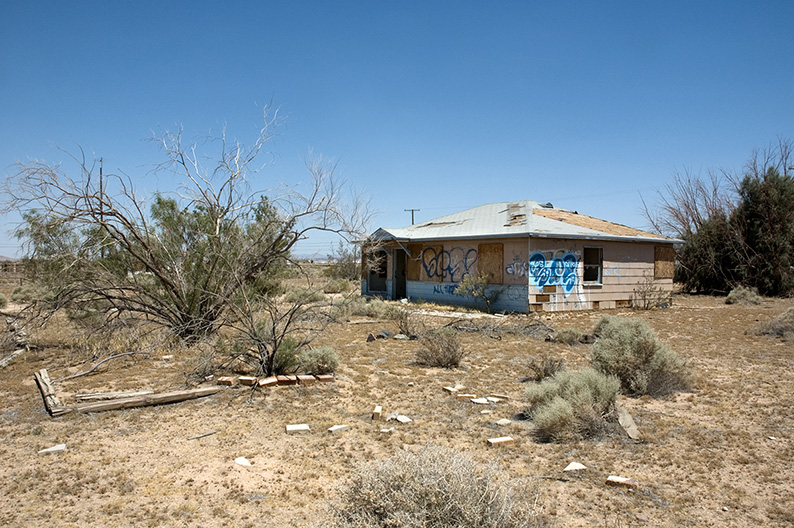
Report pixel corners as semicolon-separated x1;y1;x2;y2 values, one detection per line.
53;351;145;383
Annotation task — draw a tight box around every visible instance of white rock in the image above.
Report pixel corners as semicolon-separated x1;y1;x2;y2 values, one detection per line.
480;410;492;414
470;397;490;405
496;418;512;426
328;424;349;434
38;443;66;455
563;462;587;472
396;415;412;423
234;457;252;467
286;423;311;434
486;396;503;403
380;427;394;433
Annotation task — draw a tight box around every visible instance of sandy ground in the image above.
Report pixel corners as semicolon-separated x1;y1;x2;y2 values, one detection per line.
1;294;792;527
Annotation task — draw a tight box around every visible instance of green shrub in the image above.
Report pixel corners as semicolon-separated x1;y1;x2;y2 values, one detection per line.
0;293;7;310
282;288;326;304
725;285;763;305
347;297;403;320
329;444;547;528
11;284;51;303
524;367;620;442
591;315;691;397
273;336;301;375
298;345;339;374
553;327;582;346
752;307;794;339
323;278;354;294
416;327;465;368
524;355;565;382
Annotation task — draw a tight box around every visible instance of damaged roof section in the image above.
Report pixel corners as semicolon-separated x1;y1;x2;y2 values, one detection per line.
371;200;673;244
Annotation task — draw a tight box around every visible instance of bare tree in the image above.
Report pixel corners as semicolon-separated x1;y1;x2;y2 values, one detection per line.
3;108;371;344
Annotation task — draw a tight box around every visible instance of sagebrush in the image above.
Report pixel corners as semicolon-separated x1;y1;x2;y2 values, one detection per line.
553;327;582;346
329;444;547;528
591;315;691;397
524;354;565;382
298;345;339;374
416;327;465;368
751;307;794;340
524;367;620;442
725;285;763;305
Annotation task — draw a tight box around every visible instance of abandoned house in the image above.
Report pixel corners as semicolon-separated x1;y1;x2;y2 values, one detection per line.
361;200;677;312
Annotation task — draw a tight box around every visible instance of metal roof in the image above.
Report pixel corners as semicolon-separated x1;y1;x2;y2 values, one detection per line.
372;200;677;244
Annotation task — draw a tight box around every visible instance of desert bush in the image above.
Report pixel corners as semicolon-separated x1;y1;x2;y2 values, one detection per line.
395;307;424;338
631;271;673;310
329;444;547;528
591;315;691;397
725;285;763;305
283;288;326;304
416;327;465;368
524;367;620;442
298;345;339;374
0;293;6;310
11;284;51;303
524;355;566;382
751;307;794;339
272;336;301;375
553;327;582;346
323;278;354;294
454;272;502;313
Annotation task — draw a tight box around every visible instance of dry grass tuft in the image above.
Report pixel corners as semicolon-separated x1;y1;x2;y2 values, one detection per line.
726;285;764;305
415;327;465;368
751;307;794;340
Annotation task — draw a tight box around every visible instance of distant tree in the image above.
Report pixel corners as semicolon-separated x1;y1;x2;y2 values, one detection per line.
324;239;361;281
4;109;371;353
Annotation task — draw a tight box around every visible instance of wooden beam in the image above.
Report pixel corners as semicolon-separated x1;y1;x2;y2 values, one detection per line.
34;369;61;415
50;386;221;417
75;390;155;402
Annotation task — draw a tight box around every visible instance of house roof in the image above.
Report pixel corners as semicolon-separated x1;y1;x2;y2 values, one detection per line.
372;200;676;244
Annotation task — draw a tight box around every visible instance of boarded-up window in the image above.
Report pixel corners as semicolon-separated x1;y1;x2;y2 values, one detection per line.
406;244;422;281
654;246;675;279
478;243;503;284
421;245;443;282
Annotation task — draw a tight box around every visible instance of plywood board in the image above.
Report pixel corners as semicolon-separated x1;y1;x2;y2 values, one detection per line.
654;245;675;279
533;208;665;239
406;243;422;281
478;243;503;284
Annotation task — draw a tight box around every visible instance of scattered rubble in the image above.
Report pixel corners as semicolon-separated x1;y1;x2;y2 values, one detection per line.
38;443;66;455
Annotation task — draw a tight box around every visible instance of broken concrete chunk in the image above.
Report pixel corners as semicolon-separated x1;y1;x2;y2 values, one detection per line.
328;424;349;434
234;457;252;467
486;396;503;403
38;443;66;455
380;427;395;433
564;462;587;472
385;411;400;422
378;330;394;339
443;386;458;394
239;376;257;386
480;410;492;414
489;393;510;400
396;415;412;424
470;398;490;405
393;333;409;340
372;405;383;420
496;418;512;426
606;475;639;488
217;376;236;386
487;436;514;447
456;393;477;399
286;424;310;434
297;375;316;385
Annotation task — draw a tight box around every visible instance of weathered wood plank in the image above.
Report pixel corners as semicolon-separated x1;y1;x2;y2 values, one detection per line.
34;369;61;415
0;348;26;369
50;386;221;416
75;390;155;402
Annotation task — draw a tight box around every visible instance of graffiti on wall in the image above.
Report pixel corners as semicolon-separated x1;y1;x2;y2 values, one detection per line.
505;257;529;278
527;251;579;295
422;247;478;282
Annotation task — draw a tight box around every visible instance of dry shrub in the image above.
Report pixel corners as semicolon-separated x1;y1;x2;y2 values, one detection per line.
329;444;547;528
524;355;565;382
591;315;691;397
345;297;403;320
524;367;620;442
395;308;424;338
552;327;582;346
725;285;764;305
416;327;465;368
0;293;7;309
751;307;794;339
298;345;339;374
631;271;673;310
273;336;301;375
283;288;326;304
323;279;354;294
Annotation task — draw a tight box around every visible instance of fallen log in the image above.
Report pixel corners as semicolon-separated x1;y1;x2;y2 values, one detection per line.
34;369;62;415
50;386;221;416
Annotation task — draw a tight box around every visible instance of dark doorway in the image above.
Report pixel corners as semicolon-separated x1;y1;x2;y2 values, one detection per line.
367;249;388;293
393;248;407;299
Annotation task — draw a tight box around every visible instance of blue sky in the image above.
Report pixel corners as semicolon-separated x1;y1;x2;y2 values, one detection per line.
2;1;793;258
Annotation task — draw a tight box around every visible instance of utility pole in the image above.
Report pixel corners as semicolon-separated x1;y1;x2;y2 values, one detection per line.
404;208;420;225
99;158;105;259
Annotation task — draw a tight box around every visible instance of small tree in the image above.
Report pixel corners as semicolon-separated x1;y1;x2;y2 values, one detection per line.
455;272;501;313
3;109;371;353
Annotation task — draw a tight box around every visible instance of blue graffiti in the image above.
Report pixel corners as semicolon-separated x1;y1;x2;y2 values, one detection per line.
528;251;579;295
422;247;478;282
432;284;462;295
